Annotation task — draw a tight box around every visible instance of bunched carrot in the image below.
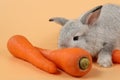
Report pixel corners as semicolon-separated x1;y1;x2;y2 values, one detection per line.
112;49;120;64
7;35;57;74
36;47;92;77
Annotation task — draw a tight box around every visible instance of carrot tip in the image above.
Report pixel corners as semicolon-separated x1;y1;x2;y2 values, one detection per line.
79;57;90;70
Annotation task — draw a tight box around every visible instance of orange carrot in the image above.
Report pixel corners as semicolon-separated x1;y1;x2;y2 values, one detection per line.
36;47;92;77
112;49;120;64
7;35;57;74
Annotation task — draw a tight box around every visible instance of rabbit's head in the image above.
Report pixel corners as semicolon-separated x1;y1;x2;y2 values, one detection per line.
49;5;102;49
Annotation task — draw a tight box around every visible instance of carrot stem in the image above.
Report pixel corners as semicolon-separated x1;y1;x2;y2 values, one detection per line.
79;57;90;70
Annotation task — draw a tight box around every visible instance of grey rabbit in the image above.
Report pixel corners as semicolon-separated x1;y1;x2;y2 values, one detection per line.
49;4;120;67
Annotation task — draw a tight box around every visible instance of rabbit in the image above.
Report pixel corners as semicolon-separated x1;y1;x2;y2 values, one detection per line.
49;4;120;67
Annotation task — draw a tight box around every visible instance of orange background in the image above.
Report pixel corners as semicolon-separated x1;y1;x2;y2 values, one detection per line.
1;0;120;80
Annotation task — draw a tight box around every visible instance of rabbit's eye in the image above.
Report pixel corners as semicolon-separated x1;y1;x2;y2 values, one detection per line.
73;36;79;41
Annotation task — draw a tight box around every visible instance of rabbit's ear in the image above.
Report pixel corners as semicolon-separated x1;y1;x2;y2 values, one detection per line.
49;17;68;26
80;5;102;25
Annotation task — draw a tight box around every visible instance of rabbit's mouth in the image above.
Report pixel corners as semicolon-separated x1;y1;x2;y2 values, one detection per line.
59;44;69;48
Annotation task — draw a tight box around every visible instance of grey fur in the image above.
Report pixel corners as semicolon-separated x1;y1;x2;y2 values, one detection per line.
50;4;120;67
49;17;68;26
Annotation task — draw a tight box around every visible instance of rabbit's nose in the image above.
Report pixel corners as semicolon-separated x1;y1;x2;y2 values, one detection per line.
59;44;68;48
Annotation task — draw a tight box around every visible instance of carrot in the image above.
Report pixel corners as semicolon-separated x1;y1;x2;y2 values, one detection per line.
7;35;58;74
112;49;120;63
36;47;92;77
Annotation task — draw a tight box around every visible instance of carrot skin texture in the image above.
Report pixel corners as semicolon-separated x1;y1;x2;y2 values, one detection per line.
36;47;92;77
7;35;57;74
112;49;120;64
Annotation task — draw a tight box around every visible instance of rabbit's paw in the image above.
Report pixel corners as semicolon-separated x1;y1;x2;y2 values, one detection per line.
97;55;112;67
